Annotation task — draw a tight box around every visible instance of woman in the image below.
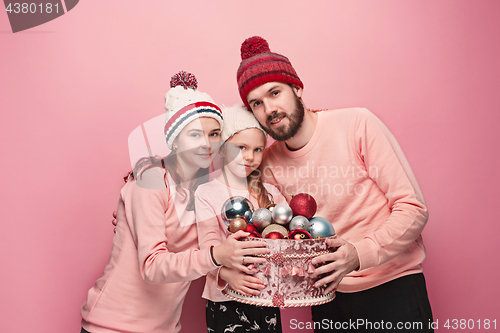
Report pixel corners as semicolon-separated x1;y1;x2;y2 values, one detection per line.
80;72;268;333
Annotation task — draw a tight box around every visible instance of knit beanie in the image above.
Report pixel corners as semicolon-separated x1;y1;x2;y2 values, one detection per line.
164;71;223;149
220;103;267;143
237;36;303;109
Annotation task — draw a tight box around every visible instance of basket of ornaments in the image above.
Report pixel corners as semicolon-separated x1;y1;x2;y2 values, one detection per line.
221;193;336;308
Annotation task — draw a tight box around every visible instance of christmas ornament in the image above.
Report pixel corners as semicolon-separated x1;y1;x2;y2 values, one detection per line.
243;210;253;223
289;193;317;219
221;196;254;226
229;217;248;233
288;229;312;240
289;215;311;232
265;203;276;212
245;223;258;233
271;203;293;225
309;217;335;238
262;224;288;238
251;208;273;231
247;231;262;238
266;232;285;239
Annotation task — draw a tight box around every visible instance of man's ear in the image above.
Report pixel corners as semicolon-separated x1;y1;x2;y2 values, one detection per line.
292;85;303;98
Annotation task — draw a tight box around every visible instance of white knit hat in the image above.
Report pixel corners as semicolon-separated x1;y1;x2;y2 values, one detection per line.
220;103;267;143
164;71;223;149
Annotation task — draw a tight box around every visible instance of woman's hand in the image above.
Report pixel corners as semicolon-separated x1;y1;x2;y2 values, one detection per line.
219;267;265;296
212;231;269;274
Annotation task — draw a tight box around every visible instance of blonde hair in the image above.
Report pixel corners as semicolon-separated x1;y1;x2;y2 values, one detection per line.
220;135;272;209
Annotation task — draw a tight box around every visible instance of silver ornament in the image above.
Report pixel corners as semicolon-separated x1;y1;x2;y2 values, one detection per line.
251;208;272;231
309;217;335;238
221;196;254;227
289;215;311;232
271;203;293;225
243;210;253;223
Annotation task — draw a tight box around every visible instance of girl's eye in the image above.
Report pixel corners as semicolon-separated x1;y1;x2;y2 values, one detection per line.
210;132;220;137
255;148;262;152
239;146;246;150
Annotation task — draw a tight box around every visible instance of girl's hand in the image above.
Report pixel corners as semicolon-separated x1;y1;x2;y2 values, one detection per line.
219;267;265;296
212;230;269;274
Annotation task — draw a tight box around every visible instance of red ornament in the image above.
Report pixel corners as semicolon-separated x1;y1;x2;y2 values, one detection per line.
288;229;312;240
246;223;258;233
261;224;288;238
289;193;317;219
247;231;262;238
265;231;285;239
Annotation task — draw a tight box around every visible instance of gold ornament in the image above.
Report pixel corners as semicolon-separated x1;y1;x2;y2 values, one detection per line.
229;217;248;233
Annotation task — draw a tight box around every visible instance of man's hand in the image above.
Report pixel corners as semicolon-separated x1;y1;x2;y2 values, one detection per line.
219;267;266;296
311;237;360;294
212;231;269;274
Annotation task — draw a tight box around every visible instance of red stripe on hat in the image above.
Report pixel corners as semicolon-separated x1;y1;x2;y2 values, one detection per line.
164;101;221;135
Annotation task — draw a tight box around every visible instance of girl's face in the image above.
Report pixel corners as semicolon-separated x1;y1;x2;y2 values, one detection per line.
173;117;221;170
224;128;266;178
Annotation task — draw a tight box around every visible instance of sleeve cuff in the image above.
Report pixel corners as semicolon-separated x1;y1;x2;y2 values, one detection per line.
209;245;221;266
200;247;218;272
352;238;379;271
215;267;228;291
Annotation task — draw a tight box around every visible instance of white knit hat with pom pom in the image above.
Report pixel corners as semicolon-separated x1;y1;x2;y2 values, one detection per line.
164;71;223;149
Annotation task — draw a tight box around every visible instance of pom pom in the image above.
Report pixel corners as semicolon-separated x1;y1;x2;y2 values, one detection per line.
170;71;198;89
241;36;271;60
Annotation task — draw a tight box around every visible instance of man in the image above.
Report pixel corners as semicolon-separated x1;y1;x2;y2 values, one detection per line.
237;36;433;332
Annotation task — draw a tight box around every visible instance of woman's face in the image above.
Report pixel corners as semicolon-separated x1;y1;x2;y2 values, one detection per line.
224;128;266;178
173;117;221;170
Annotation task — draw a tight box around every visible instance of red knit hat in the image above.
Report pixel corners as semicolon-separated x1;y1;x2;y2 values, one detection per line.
237;36;303;109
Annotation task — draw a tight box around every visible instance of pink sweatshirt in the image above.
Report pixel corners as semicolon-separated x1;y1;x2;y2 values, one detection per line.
80;167;217;333
260;108;428;293
195;178;286;302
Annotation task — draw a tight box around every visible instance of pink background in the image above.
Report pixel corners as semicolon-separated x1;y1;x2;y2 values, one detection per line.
1;1;499;332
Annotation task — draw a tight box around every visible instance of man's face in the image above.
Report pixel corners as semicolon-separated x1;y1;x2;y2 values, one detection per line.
246;82;304;141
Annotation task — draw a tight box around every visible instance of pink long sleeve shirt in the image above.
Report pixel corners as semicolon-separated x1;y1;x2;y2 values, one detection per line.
195;178;286;302
259;108;428;293
81;167;217;333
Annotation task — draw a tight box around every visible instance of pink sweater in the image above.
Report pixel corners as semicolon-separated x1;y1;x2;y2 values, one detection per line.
81;167;217;333
260;108;428;293
195;178;286;302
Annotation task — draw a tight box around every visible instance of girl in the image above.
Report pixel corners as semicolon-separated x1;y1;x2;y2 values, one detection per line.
195;103;286;333
80;72;268;333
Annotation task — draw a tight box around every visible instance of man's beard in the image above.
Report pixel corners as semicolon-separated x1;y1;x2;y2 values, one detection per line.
264;93;305;141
